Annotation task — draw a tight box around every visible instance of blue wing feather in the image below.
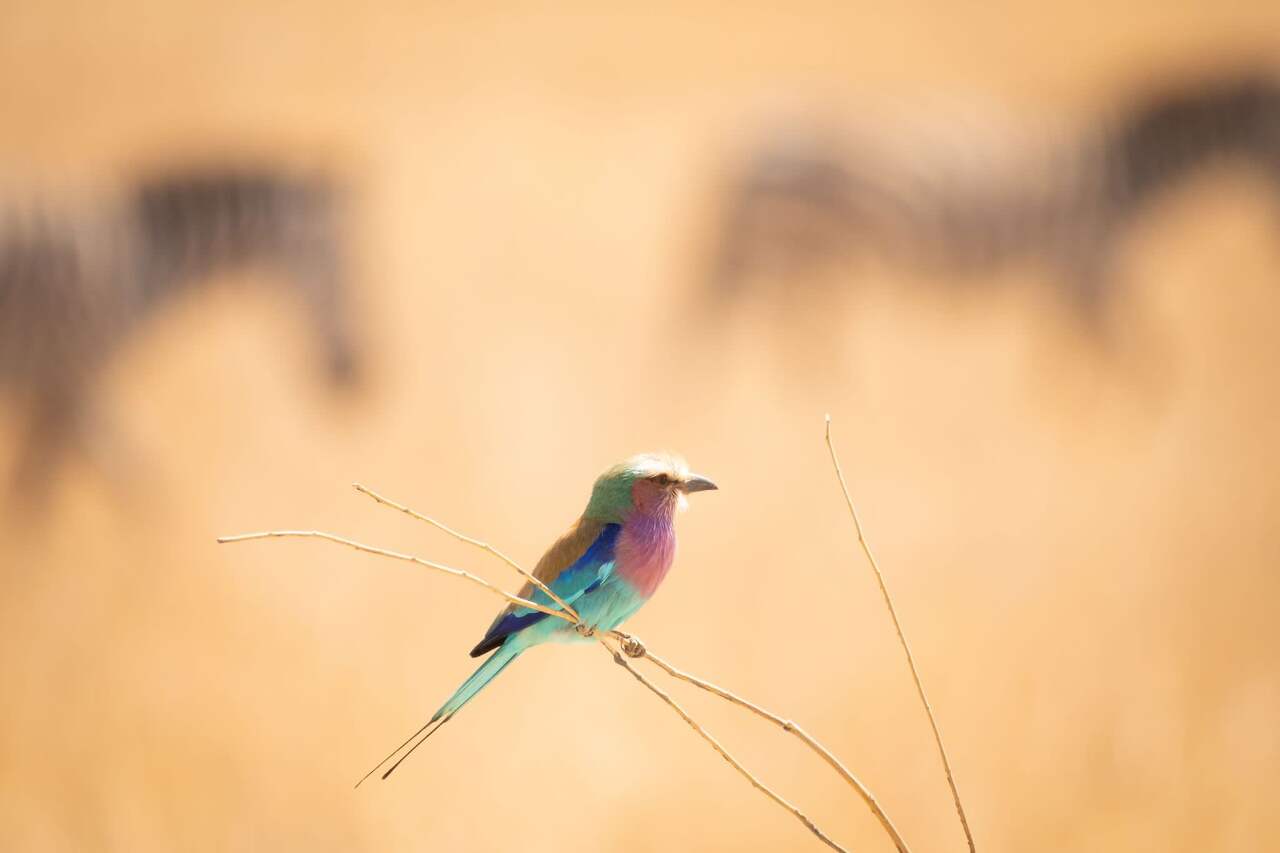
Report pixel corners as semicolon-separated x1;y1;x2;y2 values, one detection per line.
468;523;620;657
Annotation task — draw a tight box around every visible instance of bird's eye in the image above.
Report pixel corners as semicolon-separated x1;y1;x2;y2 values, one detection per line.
653;474;671;486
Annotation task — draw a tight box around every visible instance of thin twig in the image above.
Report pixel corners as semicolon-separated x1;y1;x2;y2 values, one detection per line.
598;636;847;853
352;483;581;622
348;492;912;852
824;415;976;853
218;495;911;851
616;636;910;853
216;530;576;625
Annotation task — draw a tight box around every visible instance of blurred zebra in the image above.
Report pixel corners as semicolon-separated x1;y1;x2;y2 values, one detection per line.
131;167;359;382
706;72;1280;323
0;203;137;496
0;165;360;500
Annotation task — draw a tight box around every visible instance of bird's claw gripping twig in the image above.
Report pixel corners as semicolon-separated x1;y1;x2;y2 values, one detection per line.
574;622;596;638
614;631;647;659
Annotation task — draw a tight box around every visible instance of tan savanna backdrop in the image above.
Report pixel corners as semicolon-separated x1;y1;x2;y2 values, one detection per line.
2;2;1279;850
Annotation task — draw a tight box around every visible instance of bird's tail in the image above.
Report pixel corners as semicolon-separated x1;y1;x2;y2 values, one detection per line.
435;642;522;721
358;643;523;786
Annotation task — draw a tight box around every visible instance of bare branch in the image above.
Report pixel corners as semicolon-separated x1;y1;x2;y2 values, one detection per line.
356;488;914;851
824;415;976;853
216;530;577;625
220;485;915;852
598;636;848;853
352;483;581;622
610;632;909;853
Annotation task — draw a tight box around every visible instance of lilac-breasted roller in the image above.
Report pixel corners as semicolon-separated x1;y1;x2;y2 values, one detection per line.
366;452;717;782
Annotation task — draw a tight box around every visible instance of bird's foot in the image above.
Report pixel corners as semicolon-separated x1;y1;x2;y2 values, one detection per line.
574;622;596;638
616;633;647;659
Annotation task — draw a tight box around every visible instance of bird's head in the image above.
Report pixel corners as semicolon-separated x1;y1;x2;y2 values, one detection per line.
584;452;717;523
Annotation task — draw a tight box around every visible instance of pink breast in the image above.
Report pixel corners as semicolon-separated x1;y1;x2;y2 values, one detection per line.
615;516;677;598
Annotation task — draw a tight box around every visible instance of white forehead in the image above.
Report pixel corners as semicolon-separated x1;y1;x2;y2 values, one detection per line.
625;452;689;479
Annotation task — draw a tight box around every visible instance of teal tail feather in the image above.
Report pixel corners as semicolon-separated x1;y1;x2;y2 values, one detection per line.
435;642;522;721
357;643;523;786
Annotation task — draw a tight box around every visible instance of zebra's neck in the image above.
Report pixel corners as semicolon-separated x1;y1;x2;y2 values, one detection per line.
1107;75;1280;209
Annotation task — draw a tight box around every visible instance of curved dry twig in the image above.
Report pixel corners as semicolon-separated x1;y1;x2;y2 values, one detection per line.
352;483;581;622
612;634;909;853
349;486;914;851
824;415;976;853
598;636;847;853
218;482;915;852
216;530;574;624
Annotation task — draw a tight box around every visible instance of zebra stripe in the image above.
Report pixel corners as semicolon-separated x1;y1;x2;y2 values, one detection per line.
707;72;1280;320
0;164;359;497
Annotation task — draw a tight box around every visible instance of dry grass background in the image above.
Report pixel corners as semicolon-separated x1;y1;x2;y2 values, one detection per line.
2;2;1279;850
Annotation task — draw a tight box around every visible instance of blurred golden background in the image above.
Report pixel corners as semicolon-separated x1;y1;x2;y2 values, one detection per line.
2;2;1279;850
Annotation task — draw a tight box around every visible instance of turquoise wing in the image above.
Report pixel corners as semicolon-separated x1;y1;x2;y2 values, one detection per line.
468;522;619;657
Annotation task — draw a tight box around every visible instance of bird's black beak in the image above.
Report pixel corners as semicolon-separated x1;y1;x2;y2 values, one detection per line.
682;473;718;493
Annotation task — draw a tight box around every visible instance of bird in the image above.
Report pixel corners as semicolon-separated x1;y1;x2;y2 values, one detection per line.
362;452;718;784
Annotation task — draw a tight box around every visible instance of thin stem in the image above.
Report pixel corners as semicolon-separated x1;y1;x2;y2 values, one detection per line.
220;495;912;852
352;483;581;622
216;530;578;626
598;637;847;853
824;415;976;853
619;637;909;853
348;486;912;852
